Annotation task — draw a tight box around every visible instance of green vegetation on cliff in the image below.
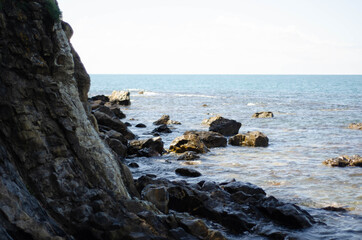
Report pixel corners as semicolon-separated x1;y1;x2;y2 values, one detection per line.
44;0;62;21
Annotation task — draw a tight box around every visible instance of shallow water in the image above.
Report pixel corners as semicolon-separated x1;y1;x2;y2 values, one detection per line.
90;74;362;239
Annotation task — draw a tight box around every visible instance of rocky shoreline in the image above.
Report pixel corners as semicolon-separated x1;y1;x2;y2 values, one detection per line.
0;1;360;239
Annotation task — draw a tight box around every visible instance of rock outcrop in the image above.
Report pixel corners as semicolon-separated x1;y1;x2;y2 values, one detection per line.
169;132;209;154
185;131;227;148
108;90;131;106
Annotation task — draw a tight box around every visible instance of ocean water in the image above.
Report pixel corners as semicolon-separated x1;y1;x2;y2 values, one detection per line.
89;74;362;239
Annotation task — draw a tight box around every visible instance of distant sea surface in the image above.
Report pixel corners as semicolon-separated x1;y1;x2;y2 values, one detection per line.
90;74;362;239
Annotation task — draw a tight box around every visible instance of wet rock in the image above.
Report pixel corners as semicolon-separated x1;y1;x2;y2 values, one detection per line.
229;131;269;147
252;111;274;118
323;155;362;167
93;111;135;140
177;152;200;161
152;124;172;134
205;116;242;136
186;131;227;148
222;181;266;196
109;106;126;119
141;185;169;213
322;206;347;212
128;162;139;168
153;115;181;125
175;168;202;177
128;137;165;157
348;123;362;130
135;123;147;128
90;95;109;102
109;90;131;106
103;129;128;145
169;132;209;154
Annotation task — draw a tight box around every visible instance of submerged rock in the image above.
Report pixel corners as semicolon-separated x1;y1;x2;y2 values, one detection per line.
135;123;147;128
323;155;362;167
252;111;274;118
152;124;172;134
348;123;362;130
169;132;209;153
153;115;181;125
203;116;242;136
229;131;269;147
177;151;201;161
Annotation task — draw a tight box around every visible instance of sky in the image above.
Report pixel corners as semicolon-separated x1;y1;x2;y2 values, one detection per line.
58;0;362;74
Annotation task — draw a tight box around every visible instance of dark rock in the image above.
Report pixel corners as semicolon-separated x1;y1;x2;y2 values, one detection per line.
169;132;209;153
186;131;227;148
108;90;131;106
105;138;127;158
128;162;139;168
128;137;165;157
175;168;202;177
177;152;200;161
141;185;169;213
323;155;362;167
229;131;269;147
348;123;362;130
91;95;110;102
109;106;126;119
152;124;172;133
204;116;242;136
93;111;135;140
90;99;104;110
94;105;115;118
135;123;147;128
322;206;348;212
222;181;266;196
125;122;132;127
104;129;128;145
252;111;274;118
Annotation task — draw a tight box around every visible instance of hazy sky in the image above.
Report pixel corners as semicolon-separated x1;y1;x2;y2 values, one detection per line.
58;0;362;74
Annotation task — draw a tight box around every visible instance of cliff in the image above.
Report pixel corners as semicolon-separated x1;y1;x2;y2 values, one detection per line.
0;1;317;239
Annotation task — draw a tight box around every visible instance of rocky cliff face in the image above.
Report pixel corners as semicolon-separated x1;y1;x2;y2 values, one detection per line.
0;1;167;239
0;1;316;239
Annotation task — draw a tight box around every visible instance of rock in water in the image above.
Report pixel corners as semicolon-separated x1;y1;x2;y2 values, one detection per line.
177;151;200;161
169;132;209;153
229;131;269;147
252;111;274;118
185;131;227;148
323;155;362;167
203;116;242;136
109;90;131;105
348;123;362;130
128;137;165;157
175;168;202;177
153;115;182;125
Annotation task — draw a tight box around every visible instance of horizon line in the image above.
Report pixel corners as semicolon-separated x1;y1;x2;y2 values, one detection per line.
88;73;362;76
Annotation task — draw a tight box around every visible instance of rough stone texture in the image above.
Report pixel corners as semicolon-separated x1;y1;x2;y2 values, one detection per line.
152;124;172;134
141;185;169;213
128;137;165;157
323;155;362;167
136;177;316;238
348;123;362;130
229;131;269;147
252;111;274;118
185;131;227;148
169;132;209;154
0;2;228;239
204;116;242;136
108;90;131;106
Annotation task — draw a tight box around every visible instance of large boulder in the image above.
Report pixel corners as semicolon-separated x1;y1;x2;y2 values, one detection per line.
186;131;227;148
348;123;362;130
252;111;274;118
128;137;165;157
203;116;241;136
169;132;209;153
229;131;269;147
109;90;131;106
323;155;362;167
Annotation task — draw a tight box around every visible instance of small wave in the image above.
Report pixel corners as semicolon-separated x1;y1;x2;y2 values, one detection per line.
247;102;266;106
319;108;350;111
174;93;217;98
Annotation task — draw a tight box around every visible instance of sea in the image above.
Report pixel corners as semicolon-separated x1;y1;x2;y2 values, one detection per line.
89;74;362;239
